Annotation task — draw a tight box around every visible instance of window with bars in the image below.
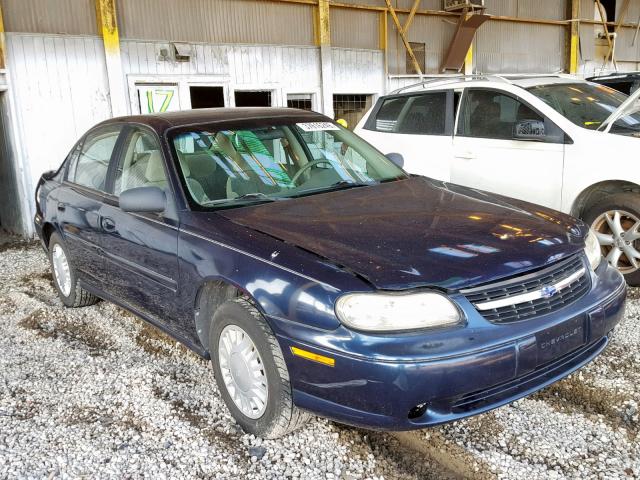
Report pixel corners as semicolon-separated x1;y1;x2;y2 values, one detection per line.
287;93;314;111
333;94;373;129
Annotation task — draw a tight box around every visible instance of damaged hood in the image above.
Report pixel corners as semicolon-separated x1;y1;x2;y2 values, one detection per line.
219;177;587;290
599;85;640;134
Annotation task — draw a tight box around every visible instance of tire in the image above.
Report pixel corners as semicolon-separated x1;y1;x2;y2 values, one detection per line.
48;232;99;307
209;297;310;438
582;192;640;286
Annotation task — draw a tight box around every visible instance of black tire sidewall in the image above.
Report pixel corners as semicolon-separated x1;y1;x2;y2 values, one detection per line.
582;193;640;286
48;232;78;307
209;300;287;437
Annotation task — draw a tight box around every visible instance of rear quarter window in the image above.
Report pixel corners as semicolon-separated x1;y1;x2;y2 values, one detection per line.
367;92;448;135
68;126;122;192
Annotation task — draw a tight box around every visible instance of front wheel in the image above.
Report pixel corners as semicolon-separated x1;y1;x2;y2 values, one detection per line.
209;297;310;438
582;193;640;286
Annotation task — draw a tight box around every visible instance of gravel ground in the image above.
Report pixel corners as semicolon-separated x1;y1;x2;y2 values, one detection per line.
0;242;639;479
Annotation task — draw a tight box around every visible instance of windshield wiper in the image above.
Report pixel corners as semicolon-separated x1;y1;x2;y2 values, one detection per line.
328;180;371;189
287;180;374;198
202;192;285;207
235;192;278;201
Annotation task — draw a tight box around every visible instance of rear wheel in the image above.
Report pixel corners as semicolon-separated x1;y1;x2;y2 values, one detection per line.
582;193;640;286
209;297;310;438
48;232;99;307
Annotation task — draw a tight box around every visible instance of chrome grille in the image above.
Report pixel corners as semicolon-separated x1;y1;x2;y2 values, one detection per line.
462;255;591;323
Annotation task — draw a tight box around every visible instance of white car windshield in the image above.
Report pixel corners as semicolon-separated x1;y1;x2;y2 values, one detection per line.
527;82;640;136
170;122;407;208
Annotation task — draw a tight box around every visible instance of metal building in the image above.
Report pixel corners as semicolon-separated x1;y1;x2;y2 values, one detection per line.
1;0;639;236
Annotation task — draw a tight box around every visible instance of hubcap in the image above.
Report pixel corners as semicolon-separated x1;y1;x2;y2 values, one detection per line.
51;244;72;296
592;209;640;274
218;325;268;419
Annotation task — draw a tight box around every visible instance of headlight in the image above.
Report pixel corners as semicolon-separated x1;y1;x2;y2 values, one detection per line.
584;228;602;271
35;184;41;209
335;291;462;332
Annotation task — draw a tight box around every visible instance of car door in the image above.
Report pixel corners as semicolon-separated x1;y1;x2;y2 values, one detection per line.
57;125;124;285
451;88;565;210
99;125;180;324
357;91;454;181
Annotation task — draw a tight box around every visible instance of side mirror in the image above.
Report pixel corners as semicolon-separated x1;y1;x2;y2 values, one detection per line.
42;170;57;180
385;152;404;168
513;119;546;141
119;186;166;214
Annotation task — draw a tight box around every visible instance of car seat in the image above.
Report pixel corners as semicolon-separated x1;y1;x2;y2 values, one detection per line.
145;151;209;204
181;152;228;201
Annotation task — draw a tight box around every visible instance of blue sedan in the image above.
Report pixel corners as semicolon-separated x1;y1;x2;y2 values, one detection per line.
34;108;626;438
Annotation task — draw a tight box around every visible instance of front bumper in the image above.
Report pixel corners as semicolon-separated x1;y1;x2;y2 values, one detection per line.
271;262;626;430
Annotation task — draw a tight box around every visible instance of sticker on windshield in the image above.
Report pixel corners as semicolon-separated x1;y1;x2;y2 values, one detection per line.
296;122;340;132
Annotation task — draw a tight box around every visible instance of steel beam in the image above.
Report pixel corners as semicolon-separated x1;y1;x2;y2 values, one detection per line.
385;0;423;77
605;0;630;65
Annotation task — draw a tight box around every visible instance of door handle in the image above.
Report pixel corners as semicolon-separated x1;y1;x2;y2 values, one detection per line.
57;202;66;212
455;152;476;160
101;216;116;232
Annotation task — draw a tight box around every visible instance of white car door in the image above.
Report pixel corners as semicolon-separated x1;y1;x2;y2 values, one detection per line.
356;91;454;182
451;88;565;210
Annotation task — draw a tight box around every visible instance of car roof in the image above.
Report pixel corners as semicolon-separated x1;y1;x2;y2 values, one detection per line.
509;76;586;88
96;107;329;134
388;75;588;96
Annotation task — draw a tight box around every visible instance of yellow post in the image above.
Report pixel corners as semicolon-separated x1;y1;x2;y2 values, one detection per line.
463;42;473;75
569;0;580;74
316;0;334;117
95;0;127;115
316;0;331;47
0;2;5;70
380;10;388;91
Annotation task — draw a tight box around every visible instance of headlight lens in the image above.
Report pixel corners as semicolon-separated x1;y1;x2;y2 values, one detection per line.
584;228;602;270
335;291;461;332
35;184;41;209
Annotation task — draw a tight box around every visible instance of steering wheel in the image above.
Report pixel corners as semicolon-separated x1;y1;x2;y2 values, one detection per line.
291;159;328;185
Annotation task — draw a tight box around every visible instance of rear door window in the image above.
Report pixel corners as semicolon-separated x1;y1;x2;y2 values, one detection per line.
374;97;410;132
396;93;447;134
68;126;122;191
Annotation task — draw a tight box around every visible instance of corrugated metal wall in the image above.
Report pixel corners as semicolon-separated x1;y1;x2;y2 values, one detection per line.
334;0;440;9
613;1;640;62
117;0;314;46
484;0;566;20
331;7;379;50
579;0;596;61
6;33;112;221
120;39;383;99
475;0;567;73
120;40;322;91
332;48;384;93
0;92;24;233
1;0;96;35
387;12;456;74
476;21;566;73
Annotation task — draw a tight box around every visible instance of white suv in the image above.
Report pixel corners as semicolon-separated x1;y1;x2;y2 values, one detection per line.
355;76;640;285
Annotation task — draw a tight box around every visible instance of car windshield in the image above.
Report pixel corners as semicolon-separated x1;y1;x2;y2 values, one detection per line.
170;121;407;208
527;82;640;135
